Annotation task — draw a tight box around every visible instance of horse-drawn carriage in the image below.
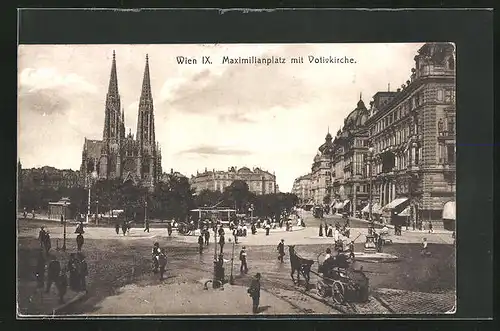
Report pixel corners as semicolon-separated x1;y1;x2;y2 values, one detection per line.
288;245;369;305
177;221;198;235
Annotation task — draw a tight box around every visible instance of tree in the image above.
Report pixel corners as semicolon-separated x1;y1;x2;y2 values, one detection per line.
194;189;224;208
224;180;252;213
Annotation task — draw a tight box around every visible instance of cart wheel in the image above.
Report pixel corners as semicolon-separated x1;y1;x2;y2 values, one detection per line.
332;281;345;305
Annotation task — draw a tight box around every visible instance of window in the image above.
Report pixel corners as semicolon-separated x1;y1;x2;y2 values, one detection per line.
447;117;455;134
415;147;420;165
445;89;455;103
437;89;444;101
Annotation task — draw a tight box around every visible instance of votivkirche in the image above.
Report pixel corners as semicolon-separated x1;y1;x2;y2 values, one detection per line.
80;51;162;189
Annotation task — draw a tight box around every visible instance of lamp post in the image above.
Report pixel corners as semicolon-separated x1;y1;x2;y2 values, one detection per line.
368;147;374;223
86;170;98;223
144;200;148;228
62;201;67;251
95;200;99;226
229;237;235;285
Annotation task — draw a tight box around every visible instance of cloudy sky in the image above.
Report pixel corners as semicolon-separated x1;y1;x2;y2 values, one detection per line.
18;43;424;192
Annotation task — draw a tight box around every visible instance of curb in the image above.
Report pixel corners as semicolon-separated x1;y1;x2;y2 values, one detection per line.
52;291;88;315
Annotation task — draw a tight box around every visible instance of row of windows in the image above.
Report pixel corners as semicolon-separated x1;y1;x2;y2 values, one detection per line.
371;92;423;136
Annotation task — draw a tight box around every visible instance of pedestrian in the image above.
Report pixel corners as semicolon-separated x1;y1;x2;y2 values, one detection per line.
265;222;270;236
233;228;238;244
421;237;429;256
56;268;68;304
428;221;433;233
198;234;204;254
240;246;248;274
115;223;120;235
67;253;79;291
76;233;84;252
144;219;150;233
158;248;167;280
219;233;225;254
46;256;61;294
38;226;47;248
35;251;46;289
204;228;210;246
218;225;225;237
23;208;27;219
215;254;225;285
376;234;383;253
77;253;88;291
60;214;64;224
44;231;52;255
412;221;416;230
32;209;36;219
327;225;333;237
167;221;173;237
247;273;261;314
348;241;355;260
251;223;257;235
277;239;285;263
122;222;127;236
75;221;85;235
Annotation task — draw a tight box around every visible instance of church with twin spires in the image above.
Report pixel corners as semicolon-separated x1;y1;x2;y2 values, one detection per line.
80;51;162;189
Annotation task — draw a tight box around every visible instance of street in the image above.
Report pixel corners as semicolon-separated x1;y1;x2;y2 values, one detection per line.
17;214;455;315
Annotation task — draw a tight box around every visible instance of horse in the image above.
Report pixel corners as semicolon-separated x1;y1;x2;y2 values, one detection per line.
288;245;314;289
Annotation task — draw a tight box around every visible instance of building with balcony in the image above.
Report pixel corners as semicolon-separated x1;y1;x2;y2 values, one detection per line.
363;42;456;229
190;166;277;195
310;132;335;205
292;173;312;205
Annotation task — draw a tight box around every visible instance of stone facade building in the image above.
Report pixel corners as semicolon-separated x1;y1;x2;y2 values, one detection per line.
308;42;455;229
80;52;162;191
291;173;312;205
190;166;277;195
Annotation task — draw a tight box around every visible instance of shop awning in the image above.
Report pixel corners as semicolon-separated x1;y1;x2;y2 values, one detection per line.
442;201;456;220
398;206;411;217
362;203;381;214
382;198;409;211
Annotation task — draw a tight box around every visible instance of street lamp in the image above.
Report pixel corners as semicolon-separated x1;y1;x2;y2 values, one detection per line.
96;200;99;226
144;200;148;228
62;201;67;251
229;237;235;285
368;147;374;223
86;170;98;223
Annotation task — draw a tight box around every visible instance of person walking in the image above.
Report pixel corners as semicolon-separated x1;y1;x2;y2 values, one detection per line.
121;222;128;236
198;234;204;254
277;239;285;263
248;273;261;314
265;222;270;236
77;253;88;291
421;237;429;256
67;253;79;291
167;221;173;236
204;228;210;246
115;223;120;235
76;233;84;252
38;226;47;250
158;248;167;280
46;256;61;294
428;221;433;233
44;231;52;255
233;228;238;244
239;246;248;274
219;233;225;254
144;219;150;233
319;223;323;237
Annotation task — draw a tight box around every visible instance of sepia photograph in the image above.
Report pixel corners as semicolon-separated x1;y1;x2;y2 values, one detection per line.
17;42;456;317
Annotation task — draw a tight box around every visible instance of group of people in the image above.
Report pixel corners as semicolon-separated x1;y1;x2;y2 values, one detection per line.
35;250;88;304
319;221;350;240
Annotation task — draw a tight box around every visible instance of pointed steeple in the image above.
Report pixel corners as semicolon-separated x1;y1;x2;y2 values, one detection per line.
136;54;155;147
103;50;121;141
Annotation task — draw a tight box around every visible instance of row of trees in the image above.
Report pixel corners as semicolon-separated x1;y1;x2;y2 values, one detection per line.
18;178;299;221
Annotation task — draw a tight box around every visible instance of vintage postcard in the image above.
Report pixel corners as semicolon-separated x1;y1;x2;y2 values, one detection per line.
17;42;456;316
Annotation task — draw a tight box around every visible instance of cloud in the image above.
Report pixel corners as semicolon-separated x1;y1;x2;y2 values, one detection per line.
19;68;98;94
217;112;256;123
19;87;71;116
177;145;252;156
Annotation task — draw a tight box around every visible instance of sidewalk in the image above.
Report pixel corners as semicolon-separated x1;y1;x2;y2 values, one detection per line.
347;216;452;235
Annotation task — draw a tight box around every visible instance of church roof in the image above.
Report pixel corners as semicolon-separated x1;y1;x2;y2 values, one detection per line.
344;97;369;130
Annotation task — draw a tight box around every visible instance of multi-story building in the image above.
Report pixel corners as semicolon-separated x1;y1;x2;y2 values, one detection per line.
80;52;162;191
358;42;455;229
291;173;312;205
190;166;277;195
310;133;334;205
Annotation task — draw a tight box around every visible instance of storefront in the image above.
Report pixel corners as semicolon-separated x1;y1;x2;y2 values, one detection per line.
361;202;382;221
48;197;72;220
382;197;410;225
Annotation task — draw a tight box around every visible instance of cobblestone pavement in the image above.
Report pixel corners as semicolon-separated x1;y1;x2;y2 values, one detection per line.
372;288;456;314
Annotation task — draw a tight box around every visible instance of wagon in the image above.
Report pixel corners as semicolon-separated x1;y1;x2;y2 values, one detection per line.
315;255;369;305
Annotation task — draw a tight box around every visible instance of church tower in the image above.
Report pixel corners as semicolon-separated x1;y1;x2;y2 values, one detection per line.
101;50;125;179
136;55;159;187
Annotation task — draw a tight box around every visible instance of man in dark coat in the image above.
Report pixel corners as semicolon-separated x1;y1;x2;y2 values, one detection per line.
204;228;210;246
198;234;204;254
144;219;150;233
167;222;173;236
319;223;323;237
239;246;248;274
115;223;120;235
44;231;52;254
77;253;88;291
46;256;60;293
158;248;167;280
251;223;257;235
248;273;261;314
75;221;85;235
277;239;285;263
122;222;128;236
76;234;84;252
56;268;68;303
38;227;47;249
219;234;225;254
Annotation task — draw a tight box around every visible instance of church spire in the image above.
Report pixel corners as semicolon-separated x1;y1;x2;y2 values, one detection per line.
136;54;155;147
103;50;121;141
